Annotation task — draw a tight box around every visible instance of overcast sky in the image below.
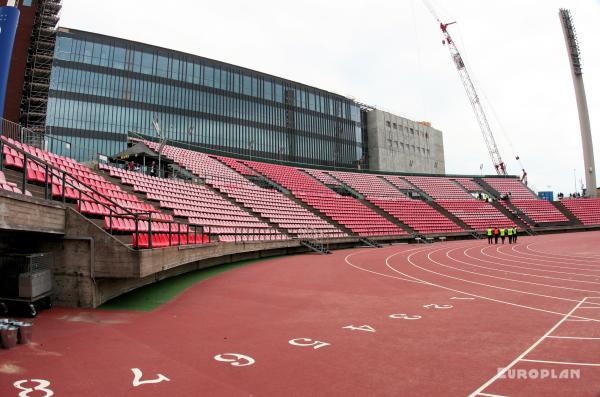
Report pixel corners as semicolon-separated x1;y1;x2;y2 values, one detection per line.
59;0;600;195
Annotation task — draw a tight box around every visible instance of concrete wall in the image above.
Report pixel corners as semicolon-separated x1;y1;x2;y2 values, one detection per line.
366;109;445;174
0;189;65;234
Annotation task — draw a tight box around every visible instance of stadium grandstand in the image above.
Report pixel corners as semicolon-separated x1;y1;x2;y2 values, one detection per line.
1;2;600;395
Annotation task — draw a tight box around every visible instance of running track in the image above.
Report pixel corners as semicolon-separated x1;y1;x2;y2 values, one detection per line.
2;231;600;396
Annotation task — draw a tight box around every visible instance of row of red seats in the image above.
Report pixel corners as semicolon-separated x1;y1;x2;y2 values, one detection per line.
560;199;600;225
0;170;32;196
103;216;191;233
132;233;209;248
483;178;536;199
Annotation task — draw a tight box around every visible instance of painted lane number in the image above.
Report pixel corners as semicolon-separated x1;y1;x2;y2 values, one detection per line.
13;379;54;397
342;325;376;333
389;313;422;320
214;353;255;367
288;338;331;349
131;368;170;387
423;304;453;309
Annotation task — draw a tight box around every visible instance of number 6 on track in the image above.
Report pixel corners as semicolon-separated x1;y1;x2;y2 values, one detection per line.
423;304;453;309
214;353;255;367
289;338;331;349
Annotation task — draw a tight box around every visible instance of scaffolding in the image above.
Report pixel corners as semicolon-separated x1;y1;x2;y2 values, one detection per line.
20;0;62;137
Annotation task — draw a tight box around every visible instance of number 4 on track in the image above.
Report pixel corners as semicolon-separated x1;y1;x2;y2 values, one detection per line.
342;325;376;333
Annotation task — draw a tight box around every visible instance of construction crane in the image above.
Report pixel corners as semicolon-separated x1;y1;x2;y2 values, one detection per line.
424;2;511;175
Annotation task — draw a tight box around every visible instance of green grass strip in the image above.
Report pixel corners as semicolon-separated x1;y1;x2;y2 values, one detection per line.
99;257;274;311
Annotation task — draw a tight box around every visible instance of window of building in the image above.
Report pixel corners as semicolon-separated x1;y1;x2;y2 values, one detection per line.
386;121;391;127
393;123;397;129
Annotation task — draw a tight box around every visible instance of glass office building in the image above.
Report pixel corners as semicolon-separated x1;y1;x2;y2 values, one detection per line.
46;28;366;168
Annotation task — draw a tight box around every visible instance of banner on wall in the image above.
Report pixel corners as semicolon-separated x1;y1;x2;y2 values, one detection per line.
0;6;21;121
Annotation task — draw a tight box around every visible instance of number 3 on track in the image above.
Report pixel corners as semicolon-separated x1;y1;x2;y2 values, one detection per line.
423;304;453;309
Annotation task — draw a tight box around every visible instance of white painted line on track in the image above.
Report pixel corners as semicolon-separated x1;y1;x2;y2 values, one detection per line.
454;247;600;289
468;298;588;397
412;248;598;304
477;393;510;397
520;359;600;367
523;240;600;263
344;245;600;322
547;336;600;340
344;248;426;285
384;248;599;320
478;245;600;276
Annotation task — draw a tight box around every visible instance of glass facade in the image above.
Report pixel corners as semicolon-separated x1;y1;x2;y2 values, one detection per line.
46;28;366;168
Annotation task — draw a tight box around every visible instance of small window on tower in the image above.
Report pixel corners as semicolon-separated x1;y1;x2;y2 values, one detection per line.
23;0;33;6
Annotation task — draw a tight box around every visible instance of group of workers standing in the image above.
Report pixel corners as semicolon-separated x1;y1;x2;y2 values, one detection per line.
486;227;518;245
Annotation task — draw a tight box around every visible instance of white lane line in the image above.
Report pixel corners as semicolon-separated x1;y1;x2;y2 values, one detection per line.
443;248;600;294
468;298;588;397
477;393;510;397
547;336;600;340
482;247;600;278
480;246;600;276
456;247;600;288
411;248;597;304
345;245;600;321
523;240;600;263
510;243;600;266
520;359;600;367
344;248;426;284
513;243;600;265
383;249;598;320
565;318;592;322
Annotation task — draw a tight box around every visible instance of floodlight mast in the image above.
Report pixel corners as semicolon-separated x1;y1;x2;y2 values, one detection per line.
559;9;596;197
438;21;507;176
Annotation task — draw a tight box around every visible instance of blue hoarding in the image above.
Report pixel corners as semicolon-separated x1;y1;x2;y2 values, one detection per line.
538;191;554;201
0;6;20;120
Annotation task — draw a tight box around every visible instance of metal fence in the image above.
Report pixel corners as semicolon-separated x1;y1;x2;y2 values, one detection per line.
0;118;101;164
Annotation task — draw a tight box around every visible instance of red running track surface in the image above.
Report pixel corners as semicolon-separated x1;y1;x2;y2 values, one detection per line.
2;231;600;396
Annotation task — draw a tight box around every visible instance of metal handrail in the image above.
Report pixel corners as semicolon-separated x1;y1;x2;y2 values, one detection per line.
0;137;204;250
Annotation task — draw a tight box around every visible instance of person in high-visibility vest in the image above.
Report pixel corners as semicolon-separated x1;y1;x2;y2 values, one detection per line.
513;227;518;243
493;227;500;244
507;226;513;244
487;228;493;244
500;228;506;244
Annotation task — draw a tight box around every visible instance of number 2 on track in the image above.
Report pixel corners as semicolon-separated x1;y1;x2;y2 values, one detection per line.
423;304;453;309
131;368;170;387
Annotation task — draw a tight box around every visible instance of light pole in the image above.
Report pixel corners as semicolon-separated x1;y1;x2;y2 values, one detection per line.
249;140;255;162
573;168;577;195
151;116;167;178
